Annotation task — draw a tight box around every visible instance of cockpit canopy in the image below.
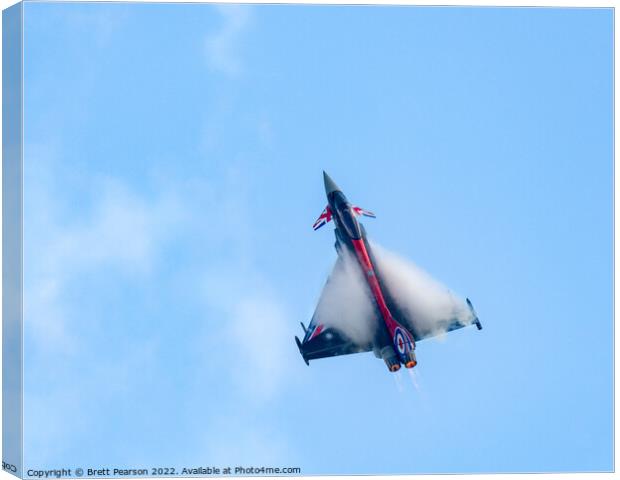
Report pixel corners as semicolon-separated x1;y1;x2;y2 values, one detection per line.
330;191;362;239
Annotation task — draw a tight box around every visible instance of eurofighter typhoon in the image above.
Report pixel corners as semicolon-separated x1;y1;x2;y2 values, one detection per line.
295;172;482;372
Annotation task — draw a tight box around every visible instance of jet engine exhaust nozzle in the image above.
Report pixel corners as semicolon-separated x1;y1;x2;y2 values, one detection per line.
380;346;401;373
403;351;417;369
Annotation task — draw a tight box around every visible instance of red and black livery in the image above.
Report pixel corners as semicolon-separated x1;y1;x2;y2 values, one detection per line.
295;172;482;372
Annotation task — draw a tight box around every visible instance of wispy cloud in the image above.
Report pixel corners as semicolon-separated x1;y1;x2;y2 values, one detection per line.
200;416;296;466
23;144;297;465
202;266;297;403
205;5;252;76
23;150;187;354
62;7;129;48
24;340;159;465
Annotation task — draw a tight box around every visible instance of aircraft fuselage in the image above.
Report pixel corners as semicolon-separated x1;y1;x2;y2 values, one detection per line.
323;172;417;371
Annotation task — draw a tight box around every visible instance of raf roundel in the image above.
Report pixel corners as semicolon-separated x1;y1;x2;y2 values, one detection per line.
394;328;408;354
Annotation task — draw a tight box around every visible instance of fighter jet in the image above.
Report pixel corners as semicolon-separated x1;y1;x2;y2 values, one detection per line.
295;172;482;372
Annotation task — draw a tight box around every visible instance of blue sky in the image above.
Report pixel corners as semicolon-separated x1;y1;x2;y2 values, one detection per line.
21;3;612;474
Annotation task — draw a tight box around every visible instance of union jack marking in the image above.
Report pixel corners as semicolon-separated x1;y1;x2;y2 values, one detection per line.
308;324;324;340
352;206;376;218
313;206;332;230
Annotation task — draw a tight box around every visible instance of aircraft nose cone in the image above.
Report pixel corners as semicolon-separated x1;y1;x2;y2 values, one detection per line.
323;171;341;196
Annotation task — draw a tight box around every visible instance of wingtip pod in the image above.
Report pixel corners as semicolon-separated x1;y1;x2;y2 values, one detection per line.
295;336;310;366
466;298;483;330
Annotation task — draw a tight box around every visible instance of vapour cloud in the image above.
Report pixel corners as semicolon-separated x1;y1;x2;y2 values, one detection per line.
313;248;377;346
205;5;251;76
312;242;474;343
370;242;475;337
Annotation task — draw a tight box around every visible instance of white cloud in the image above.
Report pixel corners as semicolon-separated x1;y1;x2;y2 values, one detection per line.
22;144;297;465
45;179;179;273
24;340;160;466
201;266;297;403
200;416;295;467
23;149;188;354
205;5;252;76
63;8;129;48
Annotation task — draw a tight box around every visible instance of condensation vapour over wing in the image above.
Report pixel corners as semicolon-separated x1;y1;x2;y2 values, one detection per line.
370;242;475;336
314;241;474;344
313;248;377;345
